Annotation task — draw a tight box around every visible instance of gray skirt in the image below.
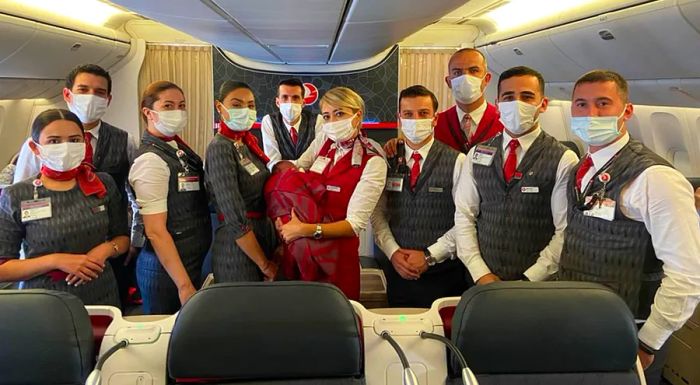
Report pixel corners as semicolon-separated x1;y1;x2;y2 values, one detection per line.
21;263;119;306
212;217;278;283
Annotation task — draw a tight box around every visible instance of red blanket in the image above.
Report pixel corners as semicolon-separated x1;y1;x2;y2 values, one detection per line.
264;169;345;282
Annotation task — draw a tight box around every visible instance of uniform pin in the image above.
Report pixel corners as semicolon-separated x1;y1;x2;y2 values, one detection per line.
598;172;611;183
32;179;43;187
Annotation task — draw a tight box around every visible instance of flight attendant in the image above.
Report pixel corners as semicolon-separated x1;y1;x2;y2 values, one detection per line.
371;85;469;308
558;70;700;384
276;87;387;300
0;109;128;306
129;81;212;314
260;78;323;171
206;81;278;282
454;66;578;284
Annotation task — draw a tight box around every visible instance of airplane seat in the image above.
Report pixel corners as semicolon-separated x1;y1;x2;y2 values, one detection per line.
447;282;642;385
167;282;365;384
649;111;693;175
0;289;94;385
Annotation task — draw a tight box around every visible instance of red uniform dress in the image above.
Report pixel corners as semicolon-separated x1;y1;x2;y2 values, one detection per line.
265;137;379;300
433;103;504;154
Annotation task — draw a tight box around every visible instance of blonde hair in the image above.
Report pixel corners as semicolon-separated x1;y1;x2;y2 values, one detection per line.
320;87;365;118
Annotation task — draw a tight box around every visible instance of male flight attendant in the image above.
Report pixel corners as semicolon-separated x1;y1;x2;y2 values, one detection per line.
261;78;323;171
371;85;469;308
384;48;503;157
13;64;136;308
558;70;700;384
454;66;578;284
435;48;504;153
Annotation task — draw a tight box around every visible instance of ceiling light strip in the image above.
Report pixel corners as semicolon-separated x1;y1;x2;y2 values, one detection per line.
199;0;285;63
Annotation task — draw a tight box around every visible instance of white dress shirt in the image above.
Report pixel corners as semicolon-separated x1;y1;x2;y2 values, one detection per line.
13;122;137;183
295;132;387;236
128;141;179;215
580;132;700;350
454;127;579;282
371;137;466;261
455;100;487;138
261;112;323;170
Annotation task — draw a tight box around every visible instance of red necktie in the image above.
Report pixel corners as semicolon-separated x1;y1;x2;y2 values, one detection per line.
503;139;520;183
461;114;472;142
84;131;94;165
410;152;422;191
576;155;594;191
290;126;299;145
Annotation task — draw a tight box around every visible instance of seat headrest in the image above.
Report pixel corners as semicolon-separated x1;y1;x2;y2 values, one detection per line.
168;282;363;382
0;290;94;385
450;282;638;375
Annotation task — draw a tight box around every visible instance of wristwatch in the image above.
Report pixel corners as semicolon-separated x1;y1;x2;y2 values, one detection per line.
424;248;437;267
313;223;323;240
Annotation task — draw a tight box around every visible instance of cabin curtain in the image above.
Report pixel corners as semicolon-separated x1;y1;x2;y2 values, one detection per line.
138;44;214;156
399;48;455;113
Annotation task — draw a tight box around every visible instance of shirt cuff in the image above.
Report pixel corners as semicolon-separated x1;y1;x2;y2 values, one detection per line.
427;242;451;263
523;262;550;282
465;257;492;283
638;318;673;351
381;240;401;260
137;199;168;215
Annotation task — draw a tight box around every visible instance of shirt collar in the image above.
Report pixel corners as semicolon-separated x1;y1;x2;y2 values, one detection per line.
407;137;434;160
283;115;303;131
589;132;630;171
86;121;102;140
456;100;487;127
502;126;542;153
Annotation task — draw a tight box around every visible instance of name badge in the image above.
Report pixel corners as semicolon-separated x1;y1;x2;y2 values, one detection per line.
310;156;332;174
386;175;404;192
428;186;444;193
21;198;52;222
178;172;201;192
91;205;106;214
326;185;341;193
240;157;260;176
473;145;496;166
521;186;539;194
583;197;616;221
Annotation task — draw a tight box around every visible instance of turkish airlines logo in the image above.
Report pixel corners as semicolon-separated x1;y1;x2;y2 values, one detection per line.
303;83;318;106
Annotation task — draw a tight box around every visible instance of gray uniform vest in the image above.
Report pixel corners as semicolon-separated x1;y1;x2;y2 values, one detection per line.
268;109;316;160
388;140;461;274
474;132;567;280
93;122;130;193
134;132;212;273
559;139;668;318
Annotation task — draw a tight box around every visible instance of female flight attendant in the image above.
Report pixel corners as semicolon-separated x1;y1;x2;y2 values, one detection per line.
0;109;128;305
129;81;211;314
276;87;387;300
206;81;278;282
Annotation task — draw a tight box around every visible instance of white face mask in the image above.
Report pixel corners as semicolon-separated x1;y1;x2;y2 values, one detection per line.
36;142;85;171
323;114;358;143
279;102;302;123
152;110;187;137
223;107;257;131
400;118;434;144
498;100;542;135
450;74;485;104
570;109;626;146
67;92;108;124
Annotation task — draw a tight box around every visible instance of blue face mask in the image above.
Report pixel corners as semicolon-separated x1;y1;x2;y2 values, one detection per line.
570;110;626;146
